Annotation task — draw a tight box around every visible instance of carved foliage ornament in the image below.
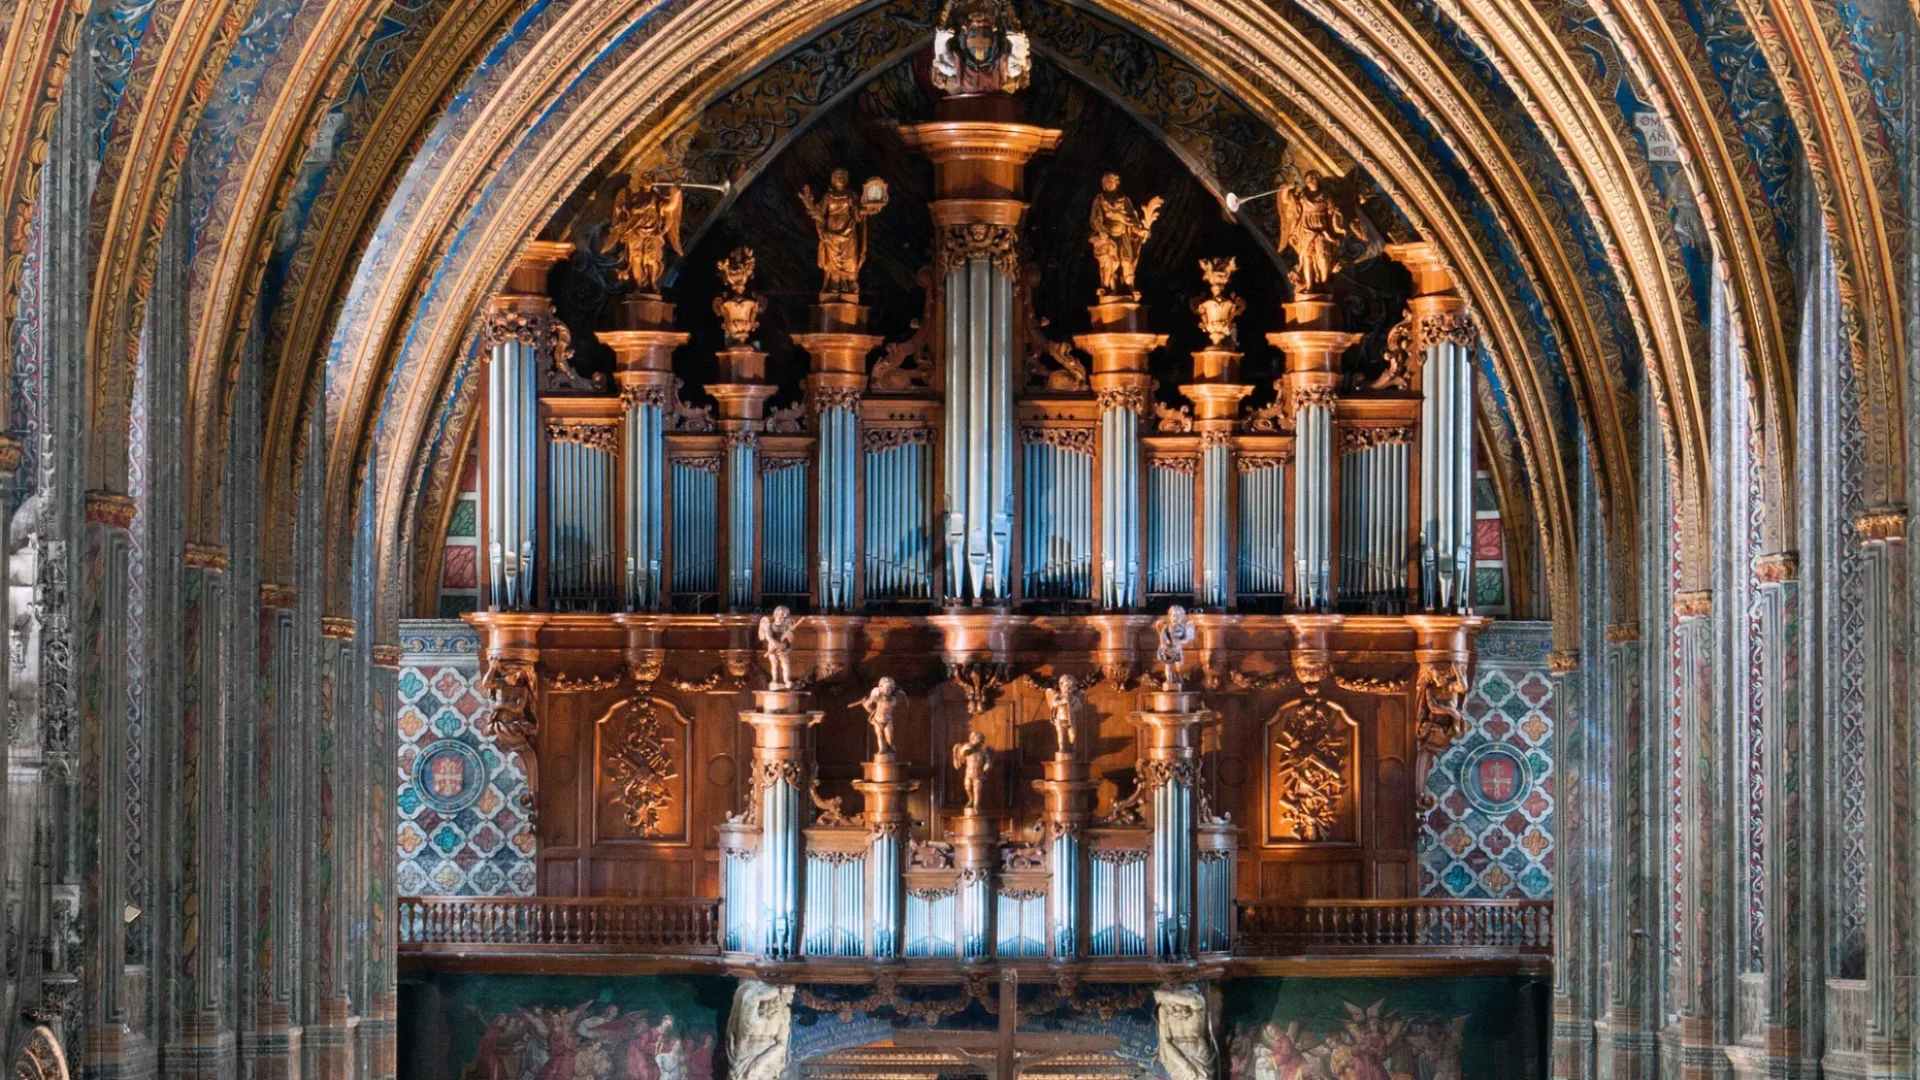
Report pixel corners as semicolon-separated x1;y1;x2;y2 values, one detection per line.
1271;699;1350;841
1339;425;1415;454
1375;309;1477;390
1095;385;1155;415
938;222;1020;278
1021;426;1096;455
863;426;934;452
545;420;620;455
604;699;680;836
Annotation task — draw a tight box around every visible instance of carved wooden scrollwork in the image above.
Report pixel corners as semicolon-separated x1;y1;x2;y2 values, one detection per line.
937;221;1020;278
1413;658;1471;812
10;1026;69;1080
602;698;683;837
1269;698;1353;842
479;656;537;765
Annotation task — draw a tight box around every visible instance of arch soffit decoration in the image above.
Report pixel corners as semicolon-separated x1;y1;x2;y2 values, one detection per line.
317;0;1595;644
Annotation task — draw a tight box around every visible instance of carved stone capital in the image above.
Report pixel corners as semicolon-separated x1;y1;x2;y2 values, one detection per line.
320;617;357;641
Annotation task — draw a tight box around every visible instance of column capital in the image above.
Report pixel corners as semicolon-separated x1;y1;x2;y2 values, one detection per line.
1856;507;1907;541
1754;551;1799;582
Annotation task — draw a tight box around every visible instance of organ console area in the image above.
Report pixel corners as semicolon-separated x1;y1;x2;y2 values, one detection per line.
447;9;1529;978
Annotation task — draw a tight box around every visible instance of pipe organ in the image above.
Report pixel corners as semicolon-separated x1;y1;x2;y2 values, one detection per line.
466;32;1495;979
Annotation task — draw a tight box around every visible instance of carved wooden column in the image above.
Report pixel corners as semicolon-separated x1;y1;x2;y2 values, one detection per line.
900;104;1059;605
708;345;775;612
1131;682;1213;959
795;308;882;613
1269;300;1359;610
599;295;687;612
742;689;821;960
949;805;999;963
482;242;573;610
1034;702;1098;958
853;755;917;959
1183;344;1252;608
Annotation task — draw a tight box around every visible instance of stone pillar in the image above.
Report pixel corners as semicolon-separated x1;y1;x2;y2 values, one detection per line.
1602;620;1653;1080
1078;309;1165;611
1746;553;1812;1077
742;690;820;960
481;242;573;610
1181;350;1252;609
853;755;917;959
81;493;137;1073
307;616;360;1080
599;296;687;612
1856;511;1911;1077
254;585;303;1080
366;644;402;1080
899;107;1059;605
1672;589;1720;1079
1551;647;1594;1080
1131;687;1213;959
1268;303;1359;611
708;347;775;612
794;313;881;612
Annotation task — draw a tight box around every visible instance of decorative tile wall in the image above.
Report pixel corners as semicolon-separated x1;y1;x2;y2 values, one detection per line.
396;619;535;896
1419;621;1555;899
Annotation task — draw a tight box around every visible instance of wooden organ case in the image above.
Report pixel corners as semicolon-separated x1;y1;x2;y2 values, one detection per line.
464;64;1496;970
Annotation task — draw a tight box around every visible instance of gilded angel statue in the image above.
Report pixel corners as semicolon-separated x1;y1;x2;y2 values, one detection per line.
609;177;685;295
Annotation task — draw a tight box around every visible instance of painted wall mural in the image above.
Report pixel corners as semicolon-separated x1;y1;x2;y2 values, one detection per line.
1418;621;1555;900
397;973;732;1080
1224;977;1548;1080
397;619;537;896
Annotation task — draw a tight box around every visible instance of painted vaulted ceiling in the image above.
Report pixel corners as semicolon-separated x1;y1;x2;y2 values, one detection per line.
0;0;1910;648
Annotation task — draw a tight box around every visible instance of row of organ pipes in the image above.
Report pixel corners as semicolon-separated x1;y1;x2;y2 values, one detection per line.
477;75;1481;620
717;609;1234;963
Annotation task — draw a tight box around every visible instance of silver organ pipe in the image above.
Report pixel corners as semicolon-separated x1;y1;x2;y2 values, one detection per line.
943;266;968;600
816;404;858;610
487;336;539;608
1022;436;1094;599
1237;460;1287;602
869;831;902;958
760;772;800;960
1293;403;1333;608
1098;402;1143;608
1420;335;1475;610
671;458;718;604
763;460;810;599
1147;460;1196;600
864;433;933;600
943;257;1017;604
625;396;665;609
726;433;758;609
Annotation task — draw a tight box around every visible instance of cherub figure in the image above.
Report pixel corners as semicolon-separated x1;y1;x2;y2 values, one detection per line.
1088;172;1163;301
609;177;685;295
757;605;797;690
1155;605;1198;689
713;247;765;346
1192;257;1246;347
1045;674;1084;758
852;676;901;758
952;729;994;813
